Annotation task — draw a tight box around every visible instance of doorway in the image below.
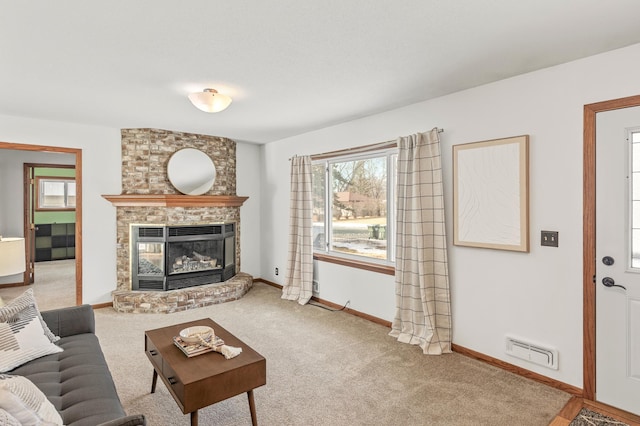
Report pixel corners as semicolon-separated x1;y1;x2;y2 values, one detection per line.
583;94;640;409
0;141;82;306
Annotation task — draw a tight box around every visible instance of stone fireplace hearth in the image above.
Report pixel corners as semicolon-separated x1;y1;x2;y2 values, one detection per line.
111;272;254;314
103;128;251;313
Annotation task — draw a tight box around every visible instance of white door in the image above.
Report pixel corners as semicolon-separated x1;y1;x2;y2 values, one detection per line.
596;106;640;415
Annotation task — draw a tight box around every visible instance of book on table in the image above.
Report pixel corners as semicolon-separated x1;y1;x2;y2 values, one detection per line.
173;335;225;357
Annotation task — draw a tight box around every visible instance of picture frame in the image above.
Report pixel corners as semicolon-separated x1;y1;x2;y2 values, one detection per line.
452;135;529;252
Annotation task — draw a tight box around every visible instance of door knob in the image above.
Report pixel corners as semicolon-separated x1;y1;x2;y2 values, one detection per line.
602;256;615;266
602;277;627;290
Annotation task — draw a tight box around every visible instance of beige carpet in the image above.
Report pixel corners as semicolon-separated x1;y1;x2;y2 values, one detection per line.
92;282;571;426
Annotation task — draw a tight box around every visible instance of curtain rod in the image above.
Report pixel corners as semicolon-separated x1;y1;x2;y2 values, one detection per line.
291;127;444;161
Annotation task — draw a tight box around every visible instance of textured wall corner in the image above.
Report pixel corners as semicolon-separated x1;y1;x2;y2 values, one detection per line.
120;128;236;195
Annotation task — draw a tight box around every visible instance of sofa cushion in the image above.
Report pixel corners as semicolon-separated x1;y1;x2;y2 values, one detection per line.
0;374;63;425
41;305;95;339
0;293;64;373
0;407;21;426
0;289;60;343
11;333;127;426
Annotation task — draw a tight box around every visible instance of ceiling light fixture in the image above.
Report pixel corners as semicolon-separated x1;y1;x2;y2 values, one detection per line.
188;88;232;113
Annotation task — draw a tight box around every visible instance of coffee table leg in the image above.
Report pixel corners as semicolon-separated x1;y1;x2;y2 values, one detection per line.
190;410;198;426
248;390;258;426
151;370;158;393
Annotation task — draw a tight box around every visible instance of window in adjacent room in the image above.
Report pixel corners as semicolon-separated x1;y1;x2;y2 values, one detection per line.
36;177;76;210
312;149;396;265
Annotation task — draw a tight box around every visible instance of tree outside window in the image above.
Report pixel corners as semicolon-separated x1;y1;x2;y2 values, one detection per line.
313;150;395;264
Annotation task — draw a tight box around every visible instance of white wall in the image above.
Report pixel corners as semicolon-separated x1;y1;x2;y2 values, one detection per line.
261;42;640;388
236;142;262;276
0;115;121;302
0;116;263;304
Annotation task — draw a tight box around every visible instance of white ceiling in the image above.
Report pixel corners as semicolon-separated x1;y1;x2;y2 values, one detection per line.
2;1;640;145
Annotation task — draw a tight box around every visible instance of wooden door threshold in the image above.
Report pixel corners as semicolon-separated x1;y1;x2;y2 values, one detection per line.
551;396;640;425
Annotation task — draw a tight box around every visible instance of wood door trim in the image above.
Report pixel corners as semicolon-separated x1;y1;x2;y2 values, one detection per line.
583;94;640;401
23;164;31;285
1;142;82;306
24;163;77;284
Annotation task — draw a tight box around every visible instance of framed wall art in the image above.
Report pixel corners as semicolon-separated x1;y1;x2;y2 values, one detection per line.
453;135;529;252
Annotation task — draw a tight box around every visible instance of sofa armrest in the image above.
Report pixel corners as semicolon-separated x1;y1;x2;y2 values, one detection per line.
40;304;95;337
97;414;147;426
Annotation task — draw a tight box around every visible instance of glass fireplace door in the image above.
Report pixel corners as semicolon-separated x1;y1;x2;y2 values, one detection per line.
137;242;164;276
167;239;222;275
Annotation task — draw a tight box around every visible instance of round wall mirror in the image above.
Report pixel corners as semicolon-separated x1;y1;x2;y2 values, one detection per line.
167;148;216;195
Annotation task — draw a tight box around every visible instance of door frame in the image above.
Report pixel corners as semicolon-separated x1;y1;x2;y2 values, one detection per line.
583;94;640;401
24;163;34;285
24;163;76;285
0;141;83;306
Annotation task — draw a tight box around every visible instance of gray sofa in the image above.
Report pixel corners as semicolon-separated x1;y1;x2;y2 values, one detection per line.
9;305;146;426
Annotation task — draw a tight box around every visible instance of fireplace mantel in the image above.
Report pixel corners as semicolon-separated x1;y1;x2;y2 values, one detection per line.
102;194;248;207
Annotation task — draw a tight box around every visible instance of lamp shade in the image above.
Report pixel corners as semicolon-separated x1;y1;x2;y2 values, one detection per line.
188;88;232;113
0;237;26;277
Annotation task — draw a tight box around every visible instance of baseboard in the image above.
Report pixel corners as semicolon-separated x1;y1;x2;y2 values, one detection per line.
253;277;281;289
311;296;392;328
451;343;583;396
92;302;113;310
253;278;392;327
0;282;27;288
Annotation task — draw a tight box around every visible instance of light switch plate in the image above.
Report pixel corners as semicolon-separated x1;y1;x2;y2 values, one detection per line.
541;230;559;247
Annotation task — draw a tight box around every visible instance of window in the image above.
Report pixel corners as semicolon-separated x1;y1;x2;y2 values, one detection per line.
36;177;76;210
313;149;396;266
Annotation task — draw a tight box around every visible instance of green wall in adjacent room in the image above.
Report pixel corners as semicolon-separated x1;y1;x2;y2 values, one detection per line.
36;210;75;223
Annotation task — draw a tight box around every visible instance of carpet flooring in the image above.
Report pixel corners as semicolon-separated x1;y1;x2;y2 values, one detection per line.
0;259;75;311
93;282;571;425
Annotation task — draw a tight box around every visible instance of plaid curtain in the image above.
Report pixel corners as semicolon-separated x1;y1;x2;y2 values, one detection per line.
389;129;452;354
282;155;314;305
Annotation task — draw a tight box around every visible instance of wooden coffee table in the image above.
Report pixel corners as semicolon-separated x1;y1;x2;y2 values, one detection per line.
145;318;266;425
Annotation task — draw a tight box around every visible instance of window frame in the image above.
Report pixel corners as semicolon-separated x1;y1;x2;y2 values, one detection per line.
629;128;640;269
312;148;397;274
36;176;76;211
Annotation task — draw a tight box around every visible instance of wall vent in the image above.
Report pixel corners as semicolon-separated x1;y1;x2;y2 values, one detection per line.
138;227;163;238
137;280;164;291
505;335;558;370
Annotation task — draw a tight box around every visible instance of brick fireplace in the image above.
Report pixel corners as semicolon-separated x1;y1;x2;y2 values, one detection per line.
104;128;252;313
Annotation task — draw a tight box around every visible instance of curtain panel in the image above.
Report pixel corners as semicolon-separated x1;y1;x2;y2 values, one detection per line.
390;129;452;355
282;155;314;305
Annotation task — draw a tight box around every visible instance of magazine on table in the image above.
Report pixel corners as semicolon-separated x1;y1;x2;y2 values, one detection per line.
173;335;225;357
